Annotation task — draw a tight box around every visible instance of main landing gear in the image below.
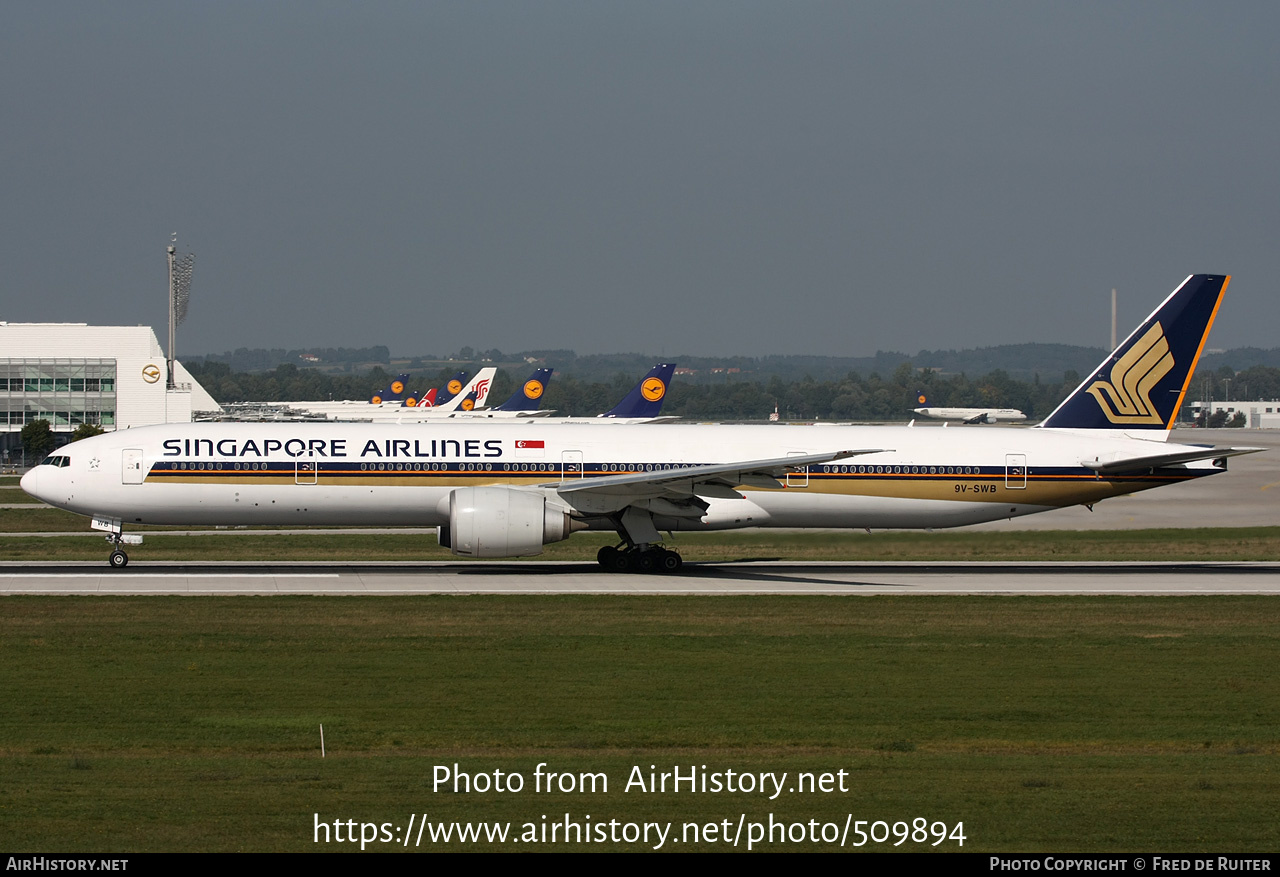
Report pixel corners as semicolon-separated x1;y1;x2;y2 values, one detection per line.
596;544;683;574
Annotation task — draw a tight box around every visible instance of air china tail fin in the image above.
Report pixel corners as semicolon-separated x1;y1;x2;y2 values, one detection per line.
370;373;412;405
1039;274;1229;432
600;363;676;419
433;372;470;407
494;368;554;412
434;367;497;412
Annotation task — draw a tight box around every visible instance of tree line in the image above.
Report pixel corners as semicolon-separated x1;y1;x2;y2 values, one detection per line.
184;360;1280;422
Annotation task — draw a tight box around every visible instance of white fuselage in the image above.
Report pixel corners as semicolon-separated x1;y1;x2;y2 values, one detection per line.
913;407;1027;423
22;421;1222;534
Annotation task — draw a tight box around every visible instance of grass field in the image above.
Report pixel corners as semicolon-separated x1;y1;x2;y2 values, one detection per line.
2;596;1278;852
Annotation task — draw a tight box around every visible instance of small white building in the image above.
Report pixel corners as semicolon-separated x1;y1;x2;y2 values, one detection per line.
1;322;221;463
1188;400;1280;429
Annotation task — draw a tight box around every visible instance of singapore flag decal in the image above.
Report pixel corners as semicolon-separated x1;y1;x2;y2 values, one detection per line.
515;439;545;458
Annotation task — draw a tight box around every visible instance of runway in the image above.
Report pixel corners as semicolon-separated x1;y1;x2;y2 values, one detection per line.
3;560;1278;595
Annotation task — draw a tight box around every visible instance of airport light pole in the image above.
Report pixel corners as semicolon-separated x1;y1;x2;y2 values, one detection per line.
167;236;195;390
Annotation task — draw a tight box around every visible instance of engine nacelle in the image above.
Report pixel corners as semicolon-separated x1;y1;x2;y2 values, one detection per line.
445;486;580;558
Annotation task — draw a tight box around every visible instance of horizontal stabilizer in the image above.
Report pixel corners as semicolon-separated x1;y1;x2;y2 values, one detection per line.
1081;445;1263;474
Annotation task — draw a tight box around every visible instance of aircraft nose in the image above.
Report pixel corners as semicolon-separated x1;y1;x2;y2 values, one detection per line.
20;466;45;501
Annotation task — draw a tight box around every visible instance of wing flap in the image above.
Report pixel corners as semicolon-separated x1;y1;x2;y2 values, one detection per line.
555;448;888;498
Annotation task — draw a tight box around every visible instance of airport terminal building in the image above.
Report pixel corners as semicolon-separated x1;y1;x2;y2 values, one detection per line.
1;322;221;465
1188;399;1280;429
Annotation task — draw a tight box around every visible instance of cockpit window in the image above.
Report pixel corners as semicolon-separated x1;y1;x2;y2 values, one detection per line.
40;456;71;468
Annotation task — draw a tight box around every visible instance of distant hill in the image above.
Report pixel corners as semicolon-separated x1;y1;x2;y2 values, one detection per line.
190;343;1280;386
188;346;390;372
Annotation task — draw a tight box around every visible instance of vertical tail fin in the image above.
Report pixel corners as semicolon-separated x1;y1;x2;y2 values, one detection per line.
600;363;676;419
370;373;411;405
494;368;554;412
1039;274;1229;431
433;371;470;407
434;368;498;412
402;386;431;407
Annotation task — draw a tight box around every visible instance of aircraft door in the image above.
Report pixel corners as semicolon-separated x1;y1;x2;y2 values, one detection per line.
122;449;145;485
1005;454;1027;489
296;460;318;485
561;450;584;482
786;451;810;488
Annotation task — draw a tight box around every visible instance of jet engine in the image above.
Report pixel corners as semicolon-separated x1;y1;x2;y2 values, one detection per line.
439;486;583;557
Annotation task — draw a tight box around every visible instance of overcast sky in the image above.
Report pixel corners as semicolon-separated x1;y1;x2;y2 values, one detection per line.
2;2;1277;359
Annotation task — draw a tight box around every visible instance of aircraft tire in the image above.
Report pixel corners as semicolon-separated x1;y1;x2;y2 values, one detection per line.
109;550;129;569
635;551;657;574
597;546;618;568
610;551;634;573
658;550;682;574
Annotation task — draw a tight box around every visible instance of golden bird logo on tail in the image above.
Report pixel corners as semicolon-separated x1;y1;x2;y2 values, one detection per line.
1085;322;1174;425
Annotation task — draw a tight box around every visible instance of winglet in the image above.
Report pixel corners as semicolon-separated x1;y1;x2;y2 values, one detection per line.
1039;275;1229;431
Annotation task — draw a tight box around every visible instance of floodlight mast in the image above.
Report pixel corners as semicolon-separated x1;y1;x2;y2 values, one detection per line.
167;242;176;389
166;235;195;390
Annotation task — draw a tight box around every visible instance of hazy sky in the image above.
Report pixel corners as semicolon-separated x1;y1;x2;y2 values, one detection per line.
3;2;1277;358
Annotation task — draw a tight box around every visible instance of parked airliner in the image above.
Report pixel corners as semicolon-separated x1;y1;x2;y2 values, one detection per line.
22;275;1258;572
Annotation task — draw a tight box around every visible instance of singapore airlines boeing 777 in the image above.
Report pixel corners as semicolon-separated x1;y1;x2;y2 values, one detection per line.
22;275;1259;572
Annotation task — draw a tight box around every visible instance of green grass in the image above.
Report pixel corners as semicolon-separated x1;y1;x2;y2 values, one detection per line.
3;525;1280;562
2;597;1278;851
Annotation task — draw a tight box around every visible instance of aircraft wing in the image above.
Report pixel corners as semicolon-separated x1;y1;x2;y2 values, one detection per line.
963;412;988;425
554;448;888;499
1081;445;1264;474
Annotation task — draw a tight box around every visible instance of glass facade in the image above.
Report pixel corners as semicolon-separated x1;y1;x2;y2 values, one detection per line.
1;359;117;430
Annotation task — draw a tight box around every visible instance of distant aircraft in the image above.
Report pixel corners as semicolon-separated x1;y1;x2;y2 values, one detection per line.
402;388;436;408
430;372;472;408
26;277;1258;570
452;368;556;419
913;392;1027;424
369;374;412;405
598;363;677;420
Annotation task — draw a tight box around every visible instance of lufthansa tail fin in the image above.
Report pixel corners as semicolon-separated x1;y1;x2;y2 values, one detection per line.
494;368;554;412
600;363;676;419
370;373;411;405
915;390;930;407
433;371;470;407
1039;274;1229;431
434;368;497;412
402;386;436;408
